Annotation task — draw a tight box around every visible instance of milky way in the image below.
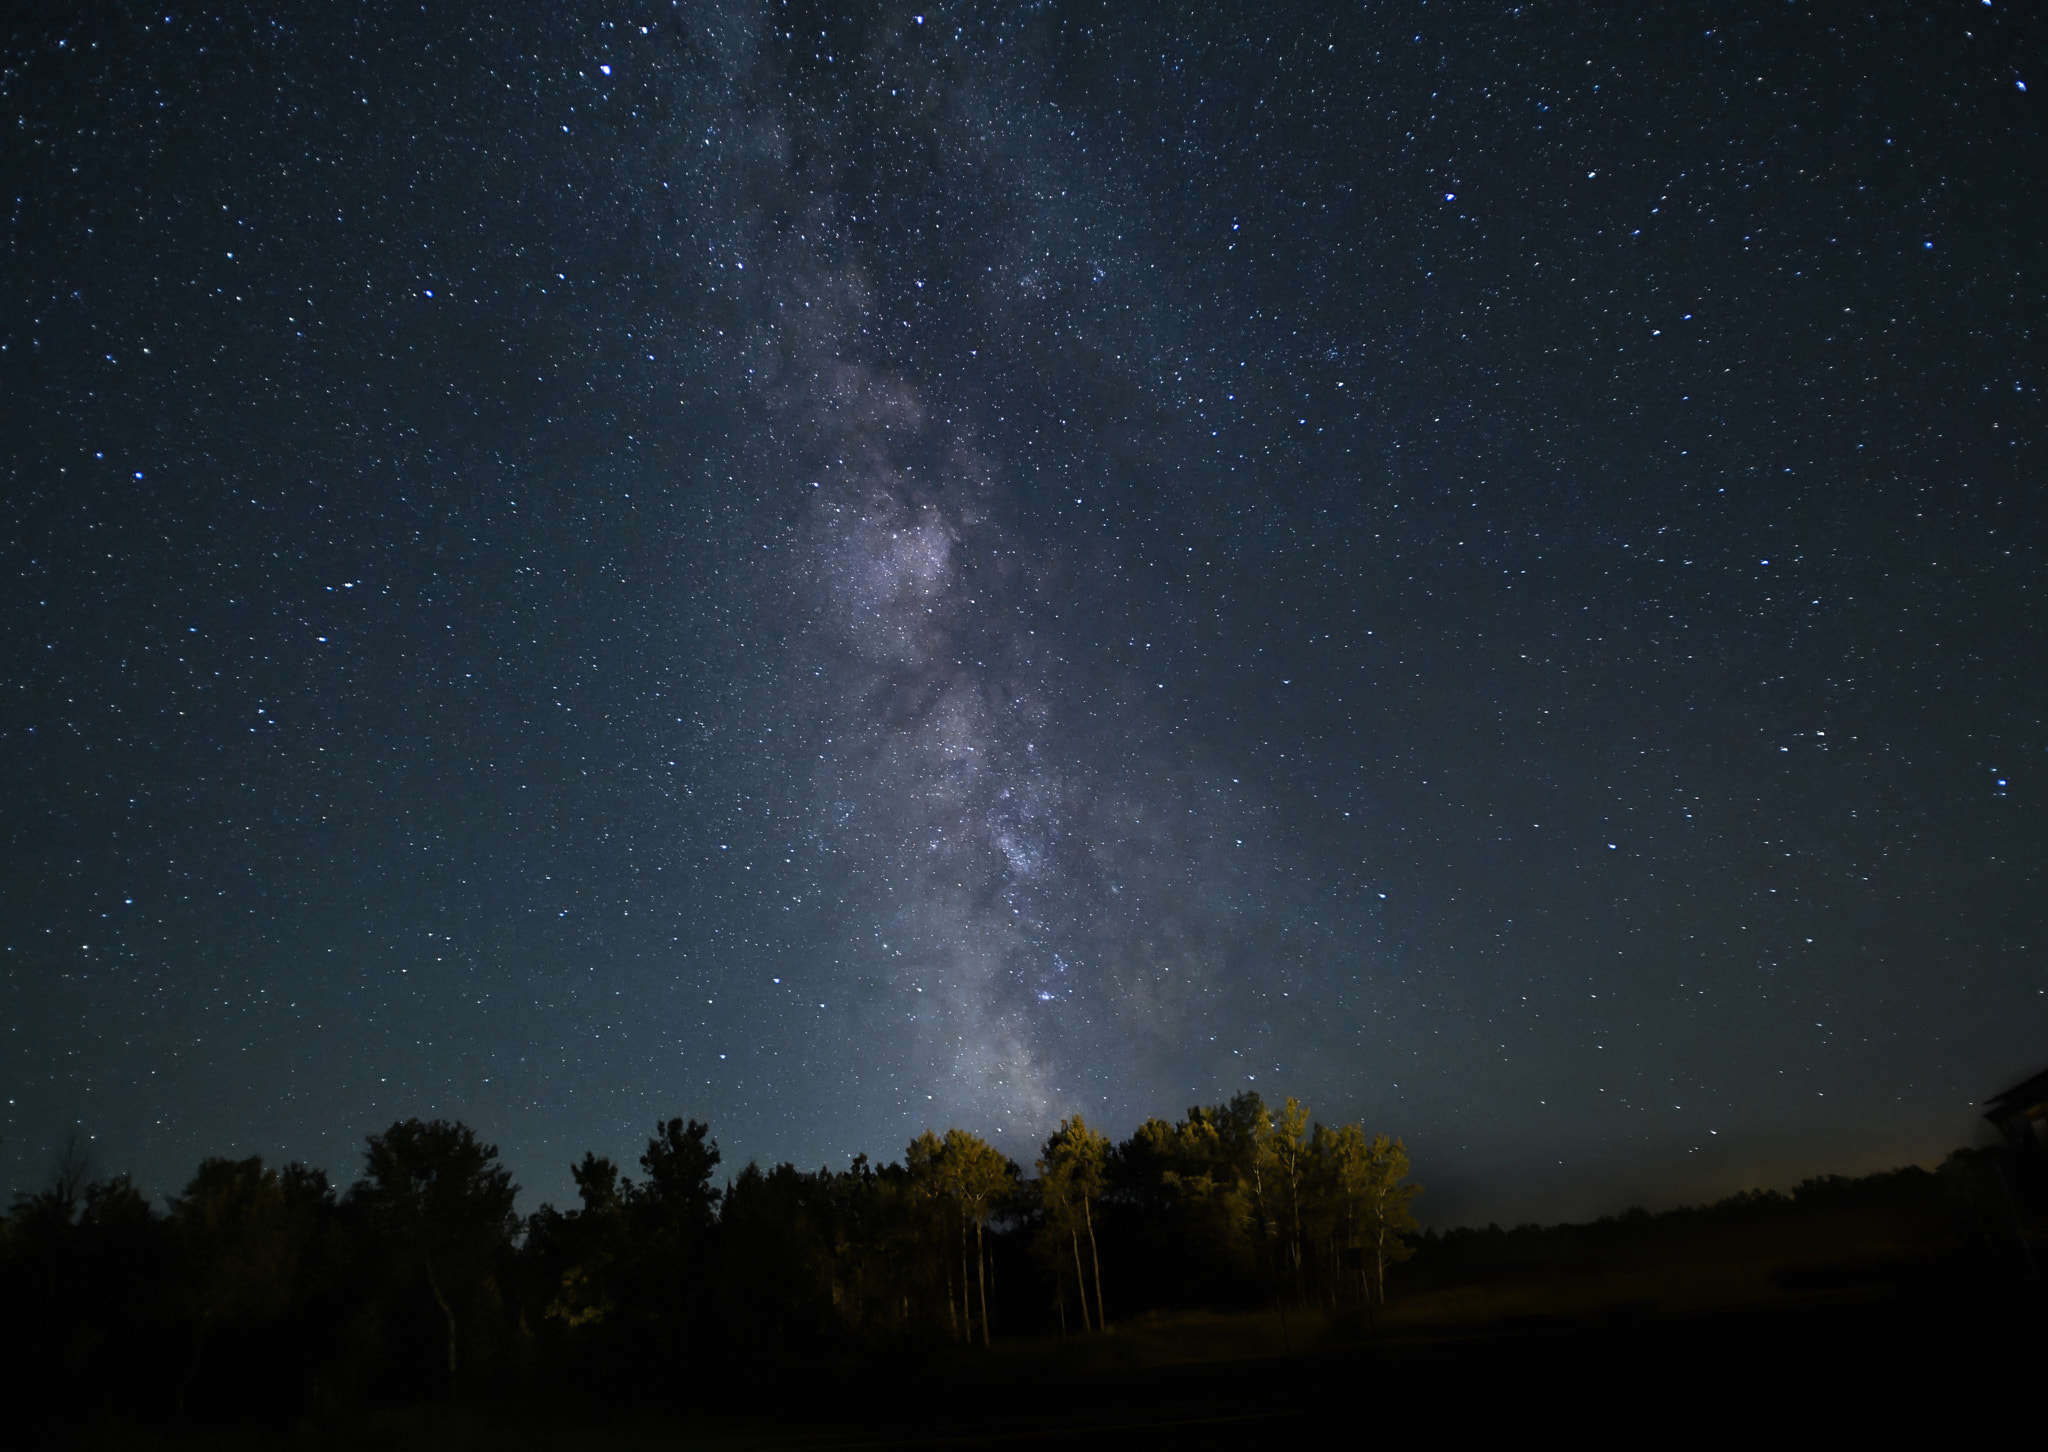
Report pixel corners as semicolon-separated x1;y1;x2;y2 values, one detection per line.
664;20;1261;1149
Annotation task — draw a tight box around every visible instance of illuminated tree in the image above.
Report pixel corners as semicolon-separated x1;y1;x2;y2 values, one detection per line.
1312;1122;1373;1303
944;1128;1014;1348
905;1128;1013;1346
1262;1097;1313;1300
1038;1115;1110;1329
1362;1134;1420;1303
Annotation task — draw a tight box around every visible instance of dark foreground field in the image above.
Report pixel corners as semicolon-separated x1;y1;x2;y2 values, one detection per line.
73;1276;2042;1449
20;1134;2042;1446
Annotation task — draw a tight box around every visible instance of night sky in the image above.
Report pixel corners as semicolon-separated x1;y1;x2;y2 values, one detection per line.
5;2;2044;1226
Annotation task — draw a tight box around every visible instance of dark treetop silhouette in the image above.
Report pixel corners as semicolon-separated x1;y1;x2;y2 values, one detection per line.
8;1083;2040;1432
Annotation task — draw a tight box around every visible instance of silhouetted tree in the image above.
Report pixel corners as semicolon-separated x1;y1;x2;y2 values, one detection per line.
170;1156;318;1406
173;1158;297;1324
635;1118;722;1236
906;1130;963;1339
0;1138;175;1412
595;1118;722;1358
528;1152;629;1334
348;1119;518;1393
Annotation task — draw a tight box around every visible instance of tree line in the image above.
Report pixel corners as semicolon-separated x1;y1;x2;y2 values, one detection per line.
0;1091;1418;1418
1399;1148;2044;1289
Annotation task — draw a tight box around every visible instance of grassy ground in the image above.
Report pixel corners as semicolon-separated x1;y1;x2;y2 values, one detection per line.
80;1258;2043;1449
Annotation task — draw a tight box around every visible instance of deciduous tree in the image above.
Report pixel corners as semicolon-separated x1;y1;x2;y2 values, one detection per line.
348;1119;519;1390
1362;1134;1420;1304
1038;1116;1110;1329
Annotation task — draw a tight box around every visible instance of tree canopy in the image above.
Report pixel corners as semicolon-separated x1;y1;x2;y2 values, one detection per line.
0;1092;1438;1418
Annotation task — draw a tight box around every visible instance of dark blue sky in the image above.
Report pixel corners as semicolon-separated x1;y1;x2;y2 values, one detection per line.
4;1;2043;1226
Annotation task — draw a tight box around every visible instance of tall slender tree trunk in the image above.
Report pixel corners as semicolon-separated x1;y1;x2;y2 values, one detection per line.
975;1218;991;1348
423;1250;459;1391
1288;1163;1303;1305
1348;1201;1362;1305
1083;1194;1106;1331
961;1220;974;1343
1070;1226;1092;1331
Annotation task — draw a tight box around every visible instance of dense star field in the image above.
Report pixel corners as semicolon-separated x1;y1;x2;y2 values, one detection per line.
3;2;2043;1224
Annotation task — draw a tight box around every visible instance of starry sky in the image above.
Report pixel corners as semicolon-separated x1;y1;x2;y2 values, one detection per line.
4;1;2043;1226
